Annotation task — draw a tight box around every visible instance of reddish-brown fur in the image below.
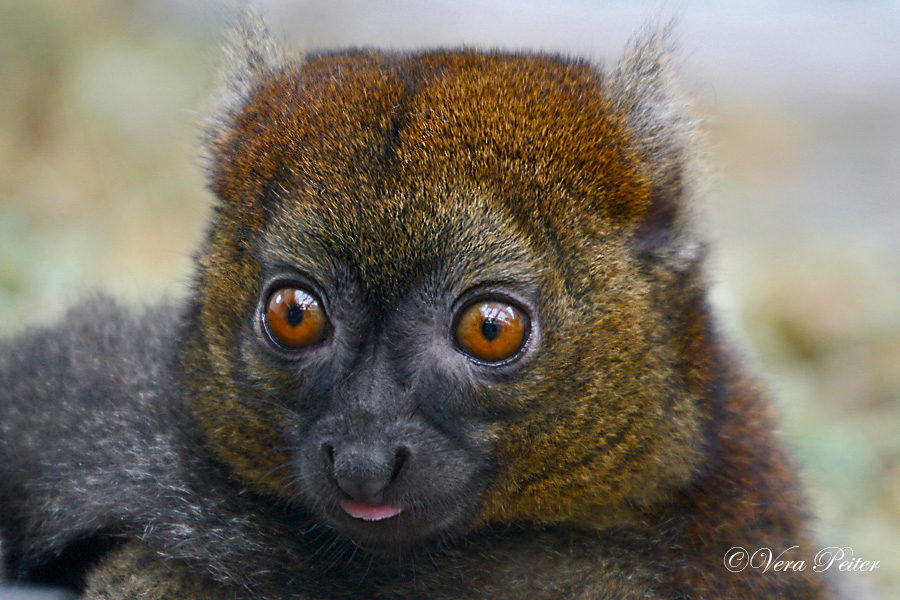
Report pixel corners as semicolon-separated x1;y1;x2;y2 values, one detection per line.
85;20;833;599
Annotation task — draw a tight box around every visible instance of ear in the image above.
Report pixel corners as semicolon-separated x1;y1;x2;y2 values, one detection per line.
608;26;704;273
203;5;288;165
200;5;295;221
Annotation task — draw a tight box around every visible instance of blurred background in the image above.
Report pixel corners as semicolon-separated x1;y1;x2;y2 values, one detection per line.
1;0;897;598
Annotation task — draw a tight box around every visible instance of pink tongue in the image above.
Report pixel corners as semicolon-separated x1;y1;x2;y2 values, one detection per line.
341;500;403;521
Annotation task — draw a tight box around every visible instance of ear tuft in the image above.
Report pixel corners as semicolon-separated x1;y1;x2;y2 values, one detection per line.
205;5;289;152
609;25;705;271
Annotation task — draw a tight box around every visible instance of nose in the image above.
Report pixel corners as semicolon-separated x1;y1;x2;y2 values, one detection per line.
323;443;409;505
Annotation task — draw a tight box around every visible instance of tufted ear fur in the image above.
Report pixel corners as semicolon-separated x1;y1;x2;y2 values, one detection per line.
203;6;288;173
608;27;705;273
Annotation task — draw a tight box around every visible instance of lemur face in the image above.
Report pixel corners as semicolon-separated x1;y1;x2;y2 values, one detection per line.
186;49;703;551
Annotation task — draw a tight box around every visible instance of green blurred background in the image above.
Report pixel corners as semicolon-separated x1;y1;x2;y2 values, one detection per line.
1;0;897;597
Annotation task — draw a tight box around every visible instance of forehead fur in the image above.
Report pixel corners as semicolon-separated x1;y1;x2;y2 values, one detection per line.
203;14;695;290
213;53;642;228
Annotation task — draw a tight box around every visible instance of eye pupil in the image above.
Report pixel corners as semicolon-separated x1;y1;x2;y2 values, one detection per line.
286;304;305;327
481;320;500;341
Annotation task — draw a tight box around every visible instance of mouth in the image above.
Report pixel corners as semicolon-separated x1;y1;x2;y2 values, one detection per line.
340;499;403;521
325;496;466;552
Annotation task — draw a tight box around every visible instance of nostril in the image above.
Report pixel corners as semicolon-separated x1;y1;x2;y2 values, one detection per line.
391;447;410;482
321;443;335;468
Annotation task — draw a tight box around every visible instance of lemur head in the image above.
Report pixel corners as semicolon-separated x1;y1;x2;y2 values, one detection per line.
183;13;708;552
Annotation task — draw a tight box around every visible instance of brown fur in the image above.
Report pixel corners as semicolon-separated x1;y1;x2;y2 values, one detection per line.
77;12;834;600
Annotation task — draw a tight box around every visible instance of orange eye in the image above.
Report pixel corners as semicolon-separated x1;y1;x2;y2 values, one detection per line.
264;287;328;349
454;300;529;363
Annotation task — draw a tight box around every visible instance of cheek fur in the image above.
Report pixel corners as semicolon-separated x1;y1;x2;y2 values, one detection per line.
474;274;705;528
